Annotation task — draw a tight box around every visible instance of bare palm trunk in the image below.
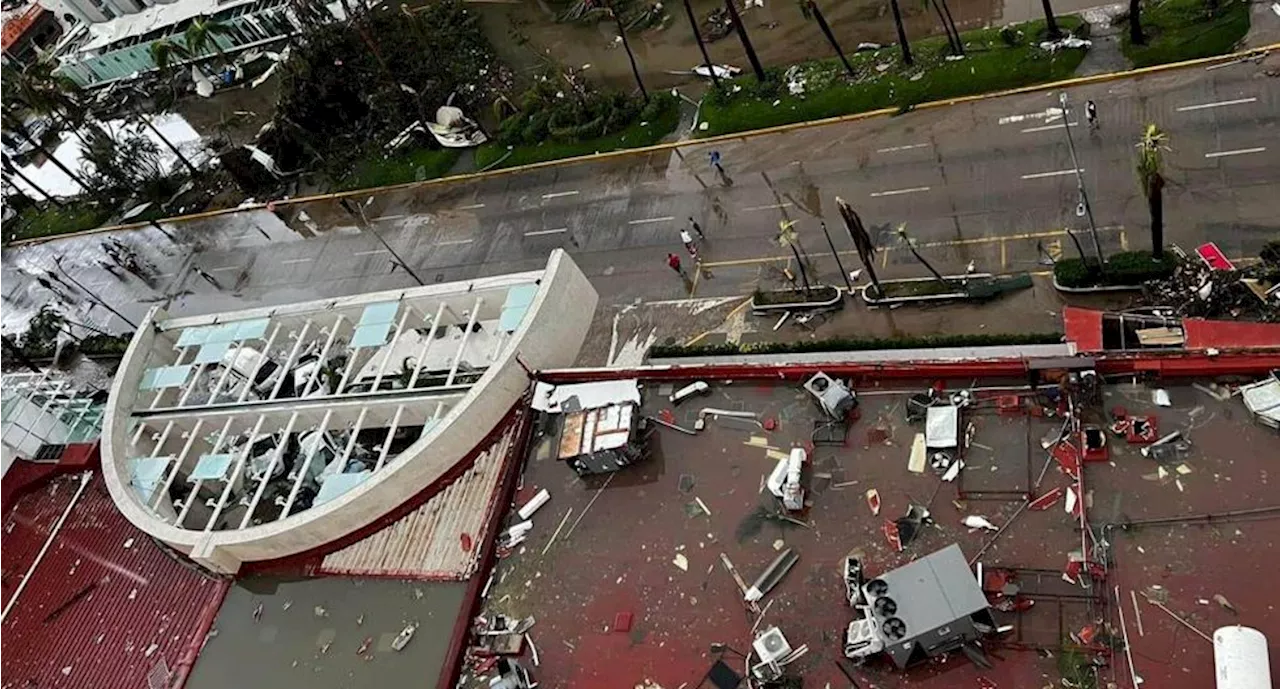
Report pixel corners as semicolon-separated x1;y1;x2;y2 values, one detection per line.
1041;0;1061;39
725;0;766;81
7;121;89;190
939;0;964;54
136;110;198;175
888;0;914;65
929;0;960;54
787;243;812;295
683;0;719;86
1148;173;1164;260
3;157;64;206
1128;0;1144;44
809;2;854;75
906;242;952;286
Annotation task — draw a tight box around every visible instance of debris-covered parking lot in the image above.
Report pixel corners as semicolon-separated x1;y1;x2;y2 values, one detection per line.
460;372;1280;689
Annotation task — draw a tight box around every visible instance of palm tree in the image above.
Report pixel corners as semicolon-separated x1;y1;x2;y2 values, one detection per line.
3;153;63;206
184;16;234;63
150;37;191;74
1128;0;1144;45
1041;0;1062;40
888;0;914;66
837;196;882;297
896;224;954;287
925;0;960;55
777;220;812;294
5;60;92;148
808;1;854;76
1136;124;1168;261
724;0;765;81
1;105;90;191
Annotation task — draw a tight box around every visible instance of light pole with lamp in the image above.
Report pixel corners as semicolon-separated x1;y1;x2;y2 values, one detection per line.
353;201;426;286
51;256;138;329
1058;92;1104;266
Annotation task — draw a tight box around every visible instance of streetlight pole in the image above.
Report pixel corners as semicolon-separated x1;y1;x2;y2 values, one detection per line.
1058;92;1104;266
355;203;426;286
51;257;138;329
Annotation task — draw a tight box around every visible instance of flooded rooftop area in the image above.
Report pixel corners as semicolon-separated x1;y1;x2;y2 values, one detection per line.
462;374;1280;689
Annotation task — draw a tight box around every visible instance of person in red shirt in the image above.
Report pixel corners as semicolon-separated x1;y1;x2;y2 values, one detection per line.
667;252;687;279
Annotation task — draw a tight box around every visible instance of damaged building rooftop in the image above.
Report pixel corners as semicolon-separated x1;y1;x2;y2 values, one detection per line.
460;352;1280;689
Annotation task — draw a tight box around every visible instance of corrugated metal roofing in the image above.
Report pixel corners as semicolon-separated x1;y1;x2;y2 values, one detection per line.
2;473;229;689
319;429;515;580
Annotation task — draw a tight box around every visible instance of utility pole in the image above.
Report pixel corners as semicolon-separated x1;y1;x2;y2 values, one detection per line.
1058;92;1104;266
51;257;138;329
355;202;426;286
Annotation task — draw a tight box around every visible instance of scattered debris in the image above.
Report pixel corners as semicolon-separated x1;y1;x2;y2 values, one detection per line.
695;497;713;517
391;623;417;651
1213;593;1238;614
1130;590;1144;637
518;489;551;520
252;602;263;623
962;515;999;532
670;381;710;405
908;433;927;473
865;488;881;516
673;553;689;571
1152;389;1172;407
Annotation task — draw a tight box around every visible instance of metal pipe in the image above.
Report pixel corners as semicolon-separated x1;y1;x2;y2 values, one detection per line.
968;499;1030;565
1;471;93;622
303;315;345;396
337;408;369;469
209;338;249;402
237;324;281;402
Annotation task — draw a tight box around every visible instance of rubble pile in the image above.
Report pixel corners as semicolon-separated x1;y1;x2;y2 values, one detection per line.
1139;256;1280;322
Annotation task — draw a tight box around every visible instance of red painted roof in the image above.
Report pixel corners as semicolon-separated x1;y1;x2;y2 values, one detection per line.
2;473;229;689
1183;318;1280;351
2;4;44;50
1062;306;1104;352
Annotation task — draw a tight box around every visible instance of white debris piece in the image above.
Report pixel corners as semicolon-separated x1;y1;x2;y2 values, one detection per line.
962;515;999;531
518;489;550;520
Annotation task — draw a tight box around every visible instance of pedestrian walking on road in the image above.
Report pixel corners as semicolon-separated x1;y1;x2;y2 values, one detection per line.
667;253;688;279
688;217;705;240
709;150;723;174
194;266;222;290
680;228;700;262
1085;100;1098;130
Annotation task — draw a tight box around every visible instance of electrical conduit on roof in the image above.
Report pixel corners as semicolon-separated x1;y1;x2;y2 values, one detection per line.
0;471;93;622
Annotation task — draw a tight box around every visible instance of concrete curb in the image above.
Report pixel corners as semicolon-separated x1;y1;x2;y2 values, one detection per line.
10;41;1277;248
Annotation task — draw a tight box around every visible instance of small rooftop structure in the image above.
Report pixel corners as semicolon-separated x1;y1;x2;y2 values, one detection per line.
2;371;105;474
100;251;595;573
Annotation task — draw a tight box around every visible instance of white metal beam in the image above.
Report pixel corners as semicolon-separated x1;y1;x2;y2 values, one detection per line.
151;418;203;512
445;297;483;387
270;319;314;399
407;302;446;389
337;408;368;469
302;315;345;397
238;324;281;402
175;417;233;526
374;405;404;472
210;338;250;402
373;311;413;392
204;414;266;532
239;412;299;529
177;363;208;407
279;409;333;520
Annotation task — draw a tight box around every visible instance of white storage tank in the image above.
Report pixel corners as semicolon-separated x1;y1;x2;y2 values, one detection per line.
1214;625;1271;689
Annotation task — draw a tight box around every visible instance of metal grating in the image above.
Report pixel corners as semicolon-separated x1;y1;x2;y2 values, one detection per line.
319;429;514;579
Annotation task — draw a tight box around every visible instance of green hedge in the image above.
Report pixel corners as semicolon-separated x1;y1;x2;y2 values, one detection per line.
650;332;1064;358
334;146;462;192
1054;250;1178;288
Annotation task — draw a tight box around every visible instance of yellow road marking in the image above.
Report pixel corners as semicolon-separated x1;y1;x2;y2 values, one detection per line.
1000;240;1008;270
1046;239;1063;261
683;297;753;346
1119;230;1129;252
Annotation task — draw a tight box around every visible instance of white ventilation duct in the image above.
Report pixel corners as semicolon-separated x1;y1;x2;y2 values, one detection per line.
1214;626;1270;689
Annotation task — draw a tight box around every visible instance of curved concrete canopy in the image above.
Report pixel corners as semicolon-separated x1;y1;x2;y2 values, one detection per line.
101;250;595;572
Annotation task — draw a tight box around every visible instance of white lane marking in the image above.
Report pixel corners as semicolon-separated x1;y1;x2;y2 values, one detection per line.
742;203;792;212
876;143;930;153
374;214;407;222
353;249;390;256
999;107;1065;125
157;273;175;278
1022;122;1077;133
455;203;486;210
628;216;676;225
1204;147;1266;158
541;191;579;200
525;228;567;237
438;238;475;246
869;186;931;198
1021;169;1080;179
211;266;240;272
1176;97;1257;112
280;258;313;264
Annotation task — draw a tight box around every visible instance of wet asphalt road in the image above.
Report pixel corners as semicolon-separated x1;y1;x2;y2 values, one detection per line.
3;58;1277;337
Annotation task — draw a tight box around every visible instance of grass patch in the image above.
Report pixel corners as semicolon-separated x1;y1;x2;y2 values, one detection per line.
5;202;112;243
698;17;1089;137
476;95;681;170
753;285;841;305
650;332;1064;358
1121;0;1249;68
879;280;963;297
333;146;462;192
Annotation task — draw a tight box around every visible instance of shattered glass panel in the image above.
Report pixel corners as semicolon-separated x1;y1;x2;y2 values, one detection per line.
314;471;372;506
176;327;211;347
190;453;235;481
351;322;392;348
194;342;232;364
358;301;400;326
141;365;192;390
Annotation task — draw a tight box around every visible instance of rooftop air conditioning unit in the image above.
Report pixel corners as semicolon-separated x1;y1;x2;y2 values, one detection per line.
844;618;884;660
752;626;793;665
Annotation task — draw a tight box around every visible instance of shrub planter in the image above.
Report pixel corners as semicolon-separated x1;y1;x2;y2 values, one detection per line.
861;274;991;305
750;285;844;313
1052;251;1178;293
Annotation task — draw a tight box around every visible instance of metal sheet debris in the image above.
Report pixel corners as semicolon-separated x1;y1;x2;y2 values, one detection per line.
532;380;641;413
